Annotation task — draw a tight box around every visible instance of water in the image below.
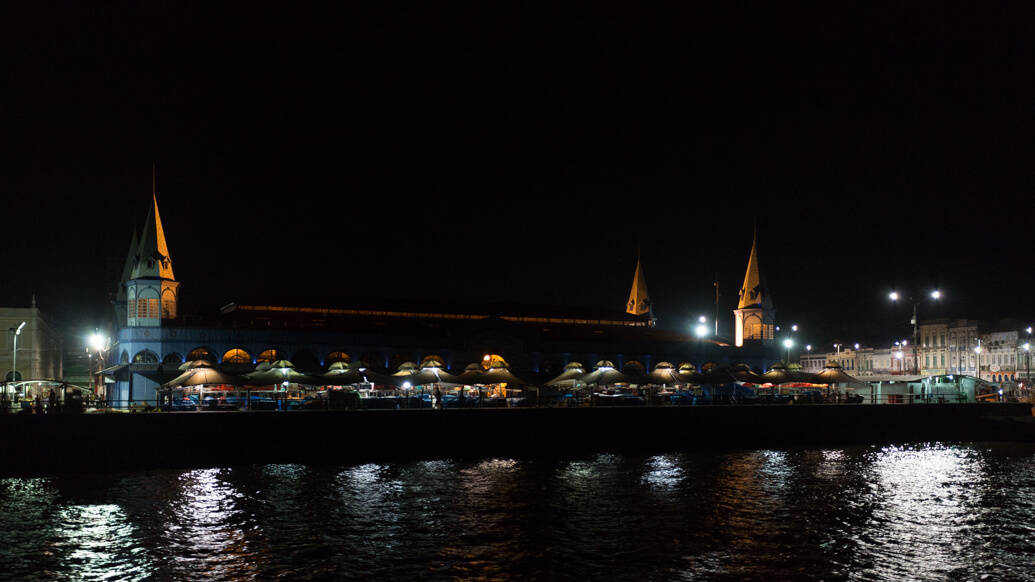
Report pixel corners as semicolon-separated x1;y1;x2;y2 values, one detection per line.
2;444;1034;581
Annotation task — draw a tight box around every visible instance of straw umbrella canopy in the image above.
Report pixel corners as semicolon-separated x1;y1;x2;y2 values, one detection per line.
394;364;462;388
813;364;867;388
244;366;325;387
579;360;630;387
544;362;585;387
647;362;685;386
480;363;530;386
457;363;488;384
759;365;794;385
178;359;215;371
162;368;256;390
322;362;396;386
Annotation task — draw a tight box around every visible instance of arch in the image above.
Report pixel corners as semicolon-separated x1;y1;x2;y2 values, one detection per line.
132;350;159;364
678;362;697;374
389;352;416;372
256;349;279;363
4;371;23;382
359;351;384;371
623;360;646;374
222;348;252;365
162;352;183;365
119;350;130;364
187;347;217;362
326;351;351;365
420;354;446;369
480;353;508;370
161;287;177;319
291;350;320;371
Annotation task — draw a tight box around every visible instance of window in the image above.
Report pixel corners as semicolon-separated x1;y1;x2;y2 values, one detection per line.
132;350;159;364
222;349;252;365
256;349;279;363
941;353;945;366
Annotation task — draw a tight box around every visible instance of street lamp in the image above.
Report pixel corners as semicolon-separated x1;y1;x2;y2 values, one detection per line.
87;332;110;397
7;322;27;396
889;289;942;374
693;315;709;338
1022;340;1030;388
783;338;793;365
974;341;983;381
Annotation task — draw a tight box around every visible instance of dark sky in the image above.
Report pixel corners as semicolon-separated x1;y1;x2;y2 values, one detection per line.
4;4;1033;349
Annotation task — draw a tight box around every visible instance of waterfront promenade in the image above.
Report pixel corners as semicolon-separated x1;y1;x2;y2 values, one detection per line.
0;403;1031;475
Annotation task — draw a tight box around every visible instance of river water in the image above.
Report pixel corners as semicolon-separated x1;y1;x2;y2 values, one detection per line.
1;443;1034;581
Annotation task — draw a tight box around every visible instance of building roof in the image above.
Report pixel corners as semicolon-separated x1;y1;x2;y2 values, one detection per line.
737;228;774;310
130;194;175;280
625;251;650;316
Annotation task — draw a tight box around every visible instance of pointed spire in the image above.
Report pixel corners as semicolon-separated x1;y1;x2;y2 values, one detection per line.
737;227;772;310
130;168;175;280
626;249;651;316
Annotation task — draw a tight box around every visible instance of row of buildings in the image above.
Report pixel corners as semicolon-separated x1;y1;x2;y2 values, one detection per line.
800;319;1032;385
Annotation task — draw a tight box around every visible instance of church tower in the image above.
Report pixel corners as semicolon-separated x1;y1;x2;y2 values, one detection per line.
626;249;655;325
733;229;775;347
125;188;180;328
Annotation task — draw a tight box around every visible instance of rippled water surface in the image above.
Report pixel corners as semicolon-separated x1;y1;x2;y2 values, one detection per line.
2;443;1034;581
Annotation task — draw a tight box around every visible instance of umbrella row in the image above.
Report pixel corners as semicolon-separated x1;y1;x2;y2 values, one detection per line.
161;359;533;390
541;361;864;388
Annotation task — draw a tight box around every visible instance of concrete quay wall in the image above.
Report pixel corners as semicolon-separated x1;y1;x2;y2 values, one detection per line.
0;403;1031;475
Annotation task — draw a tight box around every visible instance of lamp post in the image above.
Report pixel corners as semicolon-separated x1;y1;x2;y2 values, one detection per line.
88;332;109;398
783;338;793;366
1025;327;1032;385
889;289;941;375
8;322;27;397
974;340;982;382
694;315;709;339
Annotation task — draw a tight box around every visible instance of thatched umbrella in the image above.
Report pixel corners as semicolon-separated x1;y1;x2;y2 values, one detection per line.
759;365;794;385
393;364;462;388
244;366;325;387
579;360;630;387
178;359;215;371
481;363;530;386
814;363;867;389
322;362;396;386
544;362;585;387
647;362;684;385
458;363;488;384
162;368;255;389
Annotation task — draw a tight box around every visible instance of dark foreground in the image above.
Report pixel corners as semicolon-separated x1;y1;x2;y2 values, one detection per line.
2;444;1035;581
1;403;1031;475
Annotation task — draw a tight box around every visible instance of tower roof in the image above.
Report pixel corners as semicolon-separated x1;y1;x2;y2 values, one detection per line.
737;229;773;310
115;228;139;301
626;251;651;316
130;193;175;280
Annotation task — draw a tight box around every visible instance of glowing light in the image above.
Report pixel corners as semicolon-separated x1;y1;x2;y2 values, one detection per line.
1024;343;1031;352
783;338;793;349
791;324;798;332
806;344;812;351
889;291;899;301
694;324;708;337
402;381;412;389
698;315;707;324
854;343;860;350
931;290;941;299
88;333;108;352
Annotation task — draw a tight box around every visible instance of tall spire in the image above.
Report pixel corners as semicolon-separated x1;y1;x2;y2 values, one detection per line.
626;249;651;316
737;226;772;310
130;168;175;280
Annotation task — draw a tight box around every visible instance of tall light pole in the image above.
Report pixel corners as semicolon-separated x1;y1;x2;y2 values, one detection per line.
9;322;27;396
889;289;941;375
1025;327;1032;385
694;315;709;339
974;340;983;382
783;338;793;366
88;332;109;397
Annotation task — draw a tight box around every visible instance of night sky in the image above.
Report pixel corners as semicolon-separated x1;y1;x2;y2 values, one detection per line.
4;5;1033;350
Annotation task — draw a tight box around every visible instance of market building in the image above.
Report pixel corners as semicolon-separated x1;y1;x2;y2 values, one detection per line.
104;194;781;406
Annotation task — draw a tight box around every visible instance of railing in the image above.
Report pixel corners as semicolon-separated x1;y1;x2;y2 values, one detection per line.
3;388;1014;415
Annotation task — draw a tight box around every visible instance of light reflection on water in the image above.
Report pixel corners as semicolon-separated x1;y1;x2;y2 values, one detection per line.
0;443;1033;581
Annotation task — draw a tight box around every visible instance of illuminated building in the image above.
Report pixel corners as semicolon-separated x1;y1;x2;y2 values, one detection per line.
105;196;780;406
733;229;775;347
